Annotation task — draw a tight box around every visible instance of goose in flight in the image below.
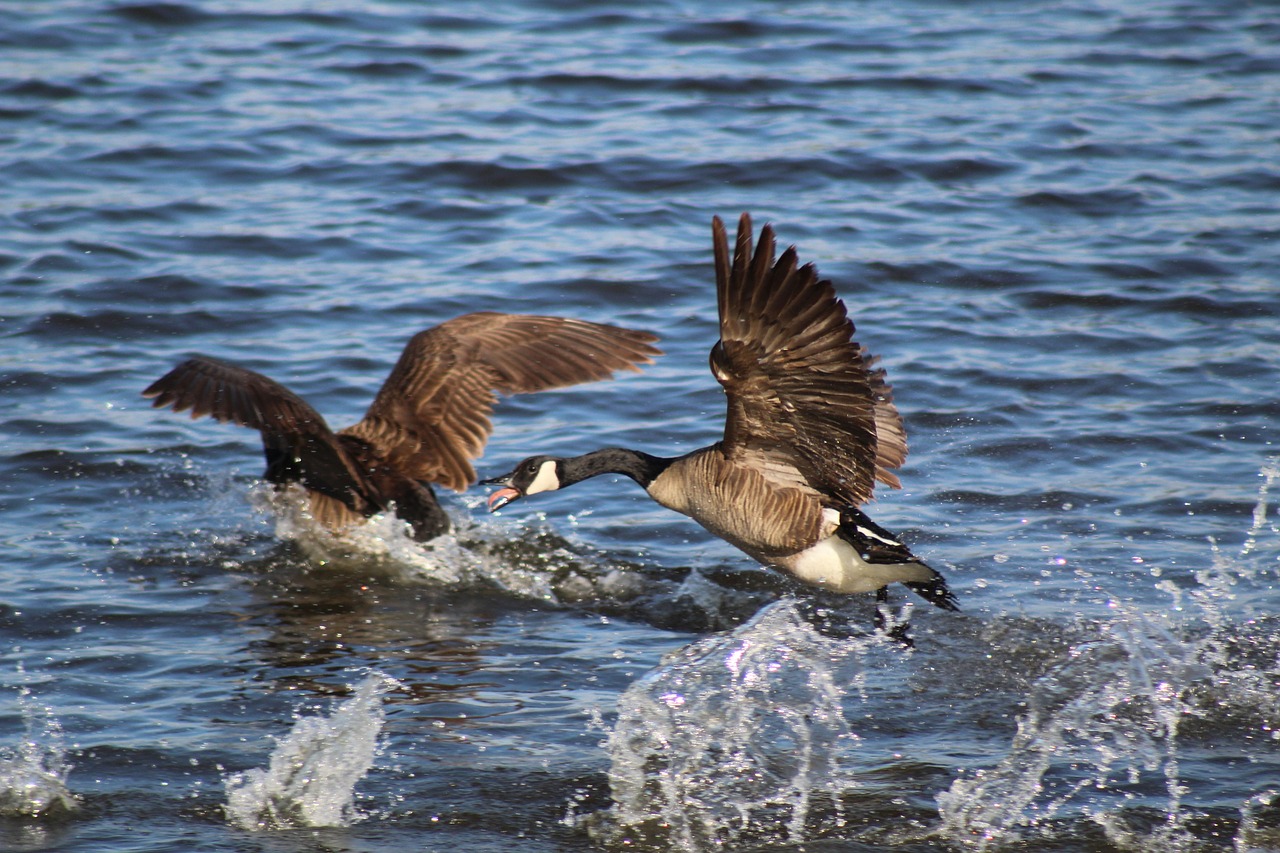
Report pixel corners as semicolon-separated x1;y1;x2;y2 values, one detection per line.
144;312;660;540
483;215;957;620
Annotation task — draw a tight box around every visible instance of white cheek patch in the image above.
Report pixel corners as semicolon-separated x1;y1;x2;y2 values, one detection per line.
525;460;561;495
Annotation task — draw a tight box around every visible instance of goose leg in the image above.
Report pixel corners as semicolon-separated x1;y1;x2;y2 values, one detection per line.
874;587;914;648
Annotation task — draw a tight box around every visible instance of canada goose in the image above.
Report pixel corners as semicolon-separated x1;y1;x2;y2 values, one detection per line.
483;215;958;619
144;312;660;541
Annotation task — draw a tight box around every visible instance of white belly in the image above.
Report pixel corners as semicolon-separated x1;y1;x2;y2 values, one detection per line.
779;532;935;594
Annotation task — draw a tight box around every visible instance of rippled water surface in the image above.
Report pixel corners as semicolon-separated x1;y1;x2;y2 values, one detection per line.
3;1;1279;851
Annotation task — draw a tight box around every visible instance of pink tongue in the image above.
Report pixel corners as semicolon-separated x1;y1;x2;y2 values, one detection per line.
487;487;520;510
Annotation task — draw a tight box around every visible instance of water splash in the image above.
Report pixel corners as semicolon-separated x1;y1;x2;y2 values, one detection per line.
257;484;481;583
936;606;1209;849
0;687;76;818
224;671;399;831
1236;790;1280;852
253;483;784;636
581;601;885;851
937;458;1280;850
255;483;651;606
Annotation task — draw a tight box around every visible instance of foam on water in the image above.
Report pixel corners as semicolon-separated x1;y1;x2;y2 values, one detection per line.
271;494;511;589
937;458;1280;850
254;483;654;606
223;671;399;831
580;600;890;851
0;687;76;819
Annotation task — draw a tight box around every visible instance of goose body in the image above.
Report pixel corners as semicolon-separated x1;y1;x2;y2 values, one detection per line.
144;312;660;540
484;216;957;614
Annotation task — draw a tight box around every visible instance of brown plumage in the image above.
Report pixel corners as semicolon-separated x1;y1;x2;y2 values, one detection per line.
710;213;907;507
144;312;661;540
484;215;957;617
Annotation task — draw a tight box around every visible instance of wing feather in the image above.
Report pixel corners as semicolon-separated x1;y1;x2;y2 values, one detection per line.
343;313;660;491
142;355;375;512
711;214;906;506
144;355;332;435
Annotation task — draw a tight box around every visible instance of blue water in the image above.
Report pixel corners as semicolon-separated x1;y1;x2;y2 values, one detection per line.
3;1;1279;850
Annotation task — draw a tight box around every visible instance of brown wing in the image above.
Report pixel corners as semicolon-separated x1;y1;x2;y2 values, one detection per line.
142;355;376;513
341;312;661;491
710;213;905;506
863;347;906;488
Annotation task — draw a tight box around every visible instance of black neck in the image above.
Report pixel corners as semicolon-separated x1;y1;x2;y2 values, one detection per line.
560;448;672;489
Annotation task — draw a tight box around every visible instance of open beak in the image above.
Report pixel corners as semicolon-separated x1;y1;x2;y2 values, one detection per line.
479;473;520;512
486;487;520;512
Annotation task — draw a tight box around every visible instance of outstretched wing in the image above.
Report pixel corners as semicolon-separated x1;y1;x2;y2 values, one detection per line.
342;312;661;491
142;355;375;513
710;213;905;507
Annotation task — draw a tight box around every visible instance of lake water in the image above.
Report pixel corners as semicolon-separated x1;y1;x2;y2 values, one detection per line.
2;1;1279;851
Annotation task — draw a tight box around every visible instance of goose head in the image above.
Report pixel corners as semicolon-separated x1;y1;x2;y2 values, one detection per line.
481;455;564;511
